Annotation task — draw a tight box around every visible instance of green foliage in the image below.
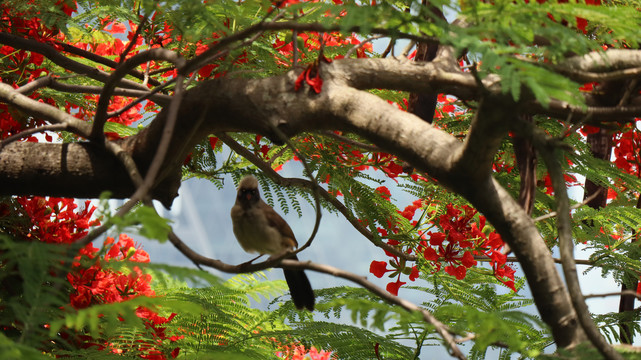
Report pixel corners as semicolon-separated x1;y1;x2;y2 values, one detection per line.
416;270;549;359
106;203;172;242
0;333;51;360
594;311;641;345
0;235;73;349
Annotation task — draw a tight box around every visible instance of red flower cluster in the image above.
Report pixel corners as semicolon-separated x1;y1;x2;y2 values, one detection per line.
11;196;183;359
613;127;641;178
68;234;152;308
369;199;423;296
67;234;183;358
0;1;75;43
421;204;515;291
16;196;100;244
273;28;373;67
525;0;601;34
370;202;516;295
275;343;335;360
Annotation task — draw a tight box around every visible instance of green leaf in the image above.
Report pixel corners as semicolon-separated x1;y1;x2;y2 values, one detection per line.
110;205;172;242
129;205;172;242
103;121;140;137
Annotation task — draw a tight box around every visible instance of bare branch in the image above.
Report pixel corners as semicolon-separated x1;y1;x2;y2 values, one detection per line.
48;80;172;106
92;48;186;139
280;259;467;360
534;189;602;222
53;40;162;87
585;290;641;301
560;50;641;74
163;226;465;359
538;129;621;360
0;123;67;150
16;74;55;94
345;35;383;59
319;131;381;152
0;82;92;137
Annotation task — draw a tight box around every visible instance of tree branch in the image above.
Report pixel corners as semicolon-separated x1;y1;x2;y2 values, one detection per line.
538;130;622;359
163;227;465;359
92;48;186;139
52;40;162;87
0;33;150;91
0;82;92;137
0;123;67;150
279;259;466;360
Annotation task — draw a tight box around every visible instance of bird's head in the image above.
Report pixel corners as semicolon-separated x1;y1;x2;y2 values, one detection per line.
236;175;261;207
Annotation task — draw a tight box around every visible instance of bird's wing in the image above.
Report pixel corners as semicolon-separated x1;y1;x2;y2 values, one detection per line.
261;201;298;248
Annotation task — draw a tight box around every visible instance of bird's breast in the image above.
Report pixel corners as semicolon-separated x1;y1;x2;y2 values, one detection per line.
231;206;289;255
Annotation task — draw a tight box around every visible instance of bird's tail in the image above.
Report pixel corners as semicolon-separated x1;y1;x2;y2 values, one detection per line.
283;265;315;311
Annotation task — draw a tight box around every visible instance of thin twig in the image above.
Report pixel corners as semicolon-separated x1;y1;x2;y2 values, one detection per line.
400;40;416;58
381;38;396;58
119;14;149;63
534;189;602;222
345;35;382;59
292;11;299;67
475;255;593;266
92;48;185;139
106;80;175;118
256;123;323;253
279;259;467;359
47;80;172;106
16;74;54;94
54;40;162;87
0;82;92;138
0;32;150;91
556;65;641;83
163;226;465;359
0;123;67;150
184;19;438;76
320;131;381;152
77;71;186;248
584;290;641;300
617;79;638;107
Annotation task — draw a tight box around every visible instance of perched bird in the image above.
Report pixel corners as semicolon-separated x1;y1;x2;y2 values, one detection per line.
230;175;315;311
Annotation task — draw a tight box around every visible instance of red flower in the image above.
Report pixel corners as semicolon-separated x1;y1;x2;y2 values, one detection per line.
408;266;420;281
375;186;391;200
294;56;332;93
209;136;219;150
370;260;391;278
444;265;467;280
423;247;439;261
386;279;406;296
461;251;477;268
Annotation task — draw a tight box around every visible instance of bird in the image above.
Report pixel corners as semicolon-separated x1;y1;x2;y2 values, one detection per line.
230;175;315;311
